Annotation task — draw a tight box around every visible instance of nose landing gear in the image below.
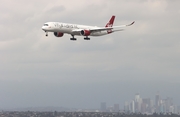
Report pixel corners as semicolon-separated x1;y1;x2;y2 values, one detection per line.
45;31;48;36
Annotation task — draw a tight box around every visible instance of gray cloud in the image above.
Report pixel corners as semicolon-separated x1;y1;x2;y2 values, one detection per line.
0;0;180;109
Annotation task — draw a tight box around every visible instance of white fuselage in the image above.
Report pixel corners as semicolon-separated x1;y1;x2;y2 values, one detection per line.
42;22;109;36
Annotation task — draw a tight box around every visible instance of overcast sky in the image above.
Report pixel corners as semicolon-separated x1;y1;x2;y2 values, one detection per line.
0;0;180;109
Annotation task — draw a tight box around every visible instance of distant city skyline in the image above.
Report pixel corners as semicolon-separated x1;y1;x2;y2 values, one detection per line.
0;92;180;114
99;93;180;114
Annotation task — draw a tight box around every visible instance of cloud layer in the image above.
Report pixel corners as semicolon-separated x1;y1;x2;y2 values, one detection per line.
0;0;180;109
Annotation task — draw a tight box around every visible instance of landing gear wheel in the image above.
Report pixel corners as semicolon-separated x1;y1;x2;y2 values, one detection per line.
70;38;77;41
84;37;90;40
70;35;76;41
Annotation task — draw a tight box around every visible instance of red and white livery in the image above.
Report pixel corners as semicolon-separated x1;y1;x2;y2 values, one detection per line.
42;15;134;40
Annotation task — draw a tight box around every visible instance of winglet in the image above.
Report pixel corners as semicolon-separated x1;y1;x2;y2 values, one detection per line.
126;21;135;26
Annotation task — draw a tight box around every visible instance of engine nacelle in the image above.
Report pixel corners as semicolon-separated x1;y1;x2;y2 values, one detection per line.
54;32;64;37
80;30;91;36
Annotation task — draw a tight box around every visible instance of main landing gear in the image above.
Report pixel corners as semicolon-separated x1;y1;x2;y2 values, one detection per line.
69;35;91;41
84;36;90;40
70;35;77;41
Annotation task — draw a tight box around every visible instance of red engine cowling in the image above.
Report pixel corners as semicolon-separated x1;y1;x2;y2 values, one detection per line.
80;30;90;36
54;32;64;37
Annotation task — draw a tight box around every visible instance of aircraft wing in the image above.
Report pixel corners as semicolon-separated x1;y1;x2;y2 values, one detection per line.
71;27;113;33
90;21;135;32
72;21;135;33
112;21;135;29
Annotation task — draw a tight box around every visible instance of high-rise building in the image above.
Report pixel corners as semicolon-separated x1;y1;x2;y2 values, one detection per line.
142;98;151;113
169;106;174;113
113;104;119;112
142;98;150;106
155;94;160;106
107;106;114;112
141;102;147;113
134;93;142;112
100;102;106;112
165;97;173;108
155;93;161;112
124;101;129;113
131;100;135;113
135;93;140;102
177;106;180;113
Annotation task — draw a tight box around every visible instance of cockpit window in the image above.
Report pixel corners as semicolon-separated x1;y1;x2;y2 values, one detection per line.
44;24;49;26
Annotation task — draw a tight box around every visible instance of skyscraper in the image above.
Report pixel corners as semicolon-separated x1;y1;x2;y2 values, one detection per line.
134;93;142;112
135;93;140;102
124;101;129;112
155;93;161;112
100;102;106;112
130;100;135;113
142;98;151;113
155;94;160;107
114;104;119;112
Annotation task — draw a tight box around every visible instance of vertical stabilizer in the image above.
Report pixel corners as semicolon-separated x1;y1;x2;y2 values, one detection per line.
105;15;115;27
105;15;115;33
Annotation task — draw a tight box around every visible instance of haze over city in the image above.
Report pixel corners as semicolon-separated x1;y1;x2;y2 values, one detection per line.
0;0;180;110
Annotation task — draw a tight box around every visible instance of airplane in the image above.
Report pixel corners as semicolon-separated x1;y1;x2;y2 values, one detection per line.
42;15;134;40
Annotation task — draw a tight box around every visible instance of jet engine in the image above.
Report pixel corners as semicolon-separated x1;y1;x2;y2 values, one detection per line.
80;30;91;36
54;32;64;37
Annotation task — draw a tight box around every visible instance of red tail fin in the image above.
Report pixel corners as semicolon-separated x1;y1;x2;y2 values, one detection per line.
105;15;115;27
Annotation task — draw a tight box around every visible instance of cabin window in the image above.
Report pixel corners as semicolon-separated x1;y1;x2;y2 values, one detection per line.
44;24;49;26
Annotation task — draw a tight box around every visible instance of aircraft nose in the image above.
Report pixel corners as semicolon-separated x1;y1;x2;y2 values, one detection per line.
42;26;45;31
